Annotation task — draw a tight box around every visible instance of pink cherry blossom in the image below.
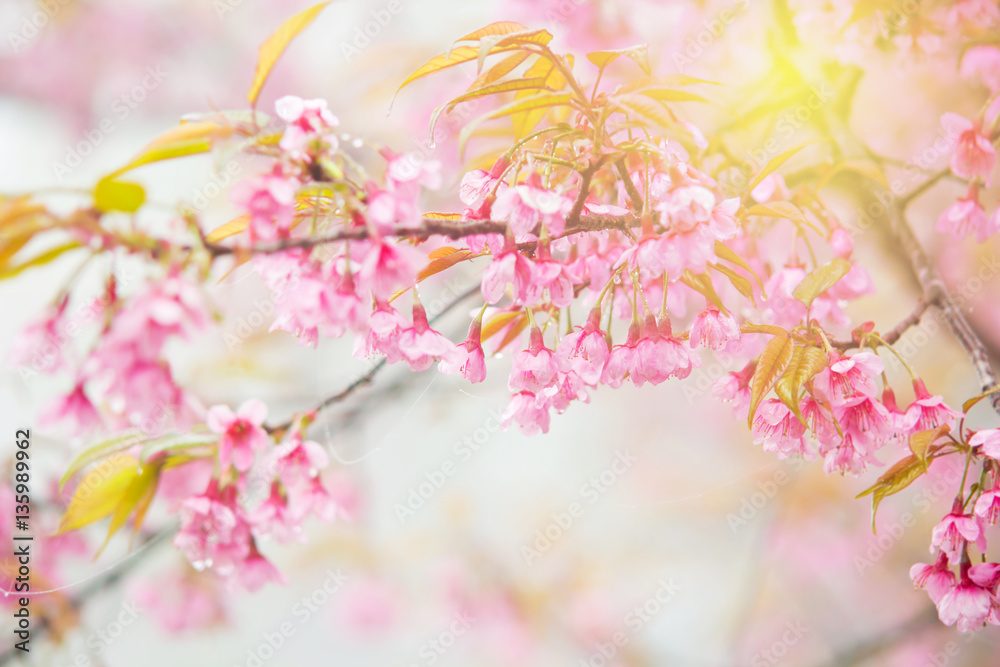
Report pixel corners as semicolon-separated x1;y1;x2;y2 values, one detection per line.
509;326;564;393
355;300;407;363
689;306;740;350
357;238;422;300
602;321;640;388
833;394;891;448
812;351;883;405
829;227;854;258
970;429;1000;459
911;553;957;605
397;302;461;372
491;181;569;238
231;543;287;592
936;188;995;243
974;484;1000;525
439;317;487;383
961;45;1000;93
206;399;269;472
231;172;298;242
556;309;610;386
941;113;996;184
250;482;305;544
938;567;994;632
174;482;252;576
275;95;338;160
271;430;329;490
481;249;536;305
906;380;962;432
752;399;809;458
39;381;101;433
931;512;987;565
501;391;550;435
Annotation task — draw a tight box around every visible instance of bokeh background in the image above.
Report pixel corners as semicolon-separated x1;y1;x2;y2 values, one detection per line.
2;0;1000;665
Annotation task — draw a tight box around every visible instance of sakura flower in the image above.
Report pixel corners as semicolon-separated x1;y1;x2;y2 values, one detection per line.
834;394;891;448
961;45;1000;93
974;483;1000;525
936;188;995;243
938;566;994;632
906;380;962;432
970;429;1000;459
271;432;329;489
707;197;740;240
931;512;987;565
501;391;550;435
439;317;487;383
800;397;836;446
689;306;740;350
355;301;407;363
460;156;510;209
250;483;305;544
39;382;101;434
397;302;460;372
942;113;996;184
491;181;569;238
712;363;754;420
812;351;883;405
752;399;809;458
656;184;714;232
556;309;610;386
8;305;68;374
366;186;421;233
275;96;338;161
481;249;535;305
206;399;269;472
358;239;422;300
879;387;920;444
509;326;564;393
288;476;342;522
230;172;297;242
602;321;640;388
829;227;854;258
231;542;287;592
174;482;252;576
911;553;957;604
527;257;575;308
383;150;441;192
822;434;872;476
541;369;590;414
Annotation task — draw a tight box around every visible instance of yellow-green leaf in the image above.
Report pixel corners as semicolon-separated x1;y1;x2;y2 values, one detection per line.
710;263;756;306
587;44;650;74
60;431;146;490
680;270;727;314
465;51;534;92
740;322;787;336
746;201;824;237
909;425;950;472
792;258;852;308
458;91;573;157
481;310;522;342
94;177;145;213
748;330;795;427
0;241;82;281
609;93;676;129
856;453;934;533
110;122;230;178
423;212;465;221
774;346;828;423
139;429;218;464
205;214;250;244
446;76;551;111
56;455;140;534
247;2;331;106
745;139;829;195
418;248;473;281
457;21;529;42
963;385;1000;415
95;459;163;558
714;241;766;297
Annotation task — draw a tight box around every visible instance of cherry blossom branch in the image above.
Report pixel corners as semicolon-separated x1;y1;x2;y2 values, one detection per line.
201;213;640;258
890;199;1000;414
831;298;931;351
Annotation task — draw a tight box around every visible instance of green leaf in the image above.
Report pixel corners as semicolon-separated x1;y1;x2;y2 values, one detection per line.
745;139;829;195
60;430;147;490
94;177;146;213
248;2;331;106
857;452;936;533
95;459;164;558
57;455;140;534
792;258;852;308
963;385;1000;415
586;44;650;74
710;263;757;307
746;201;824;237
714;241;766;298
458;91;573;157
109;122;230;178
139;429;218;464
457;21;530;42
908;425;950;473
774;346;828;423
748;330;795;427
609;93;676;129
680;270;727;314
0;241;82;281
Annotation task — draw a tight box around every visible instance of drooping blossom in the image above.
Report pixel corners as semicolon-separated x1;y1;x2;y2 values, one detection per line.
941;113;996;184
206;399;269;472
